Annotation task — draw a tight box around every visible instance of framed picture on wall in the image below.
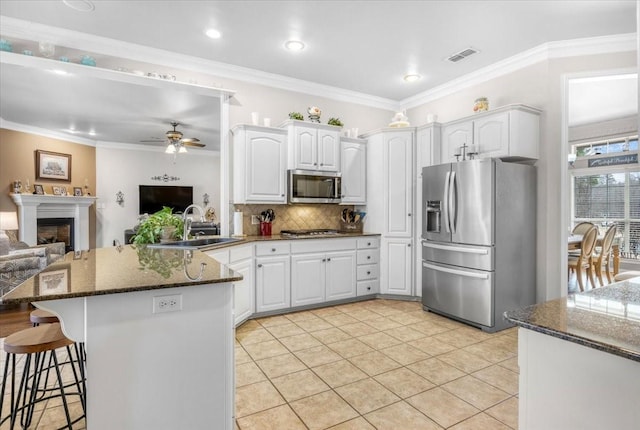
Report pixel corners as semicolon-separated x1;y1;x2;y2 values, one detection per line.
33;184;44;195
35;150;71;182
73;187;83;196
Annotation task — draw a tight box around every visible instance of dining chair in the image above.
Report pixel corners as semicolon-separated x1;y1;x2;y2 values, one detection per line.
568;222;596;258
591;224;617;286
568;225;598;291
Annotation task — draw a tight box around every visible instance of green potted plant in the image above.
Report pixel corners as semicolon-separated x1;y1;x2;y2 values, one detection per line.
327;117;343;127
130;207;184;244
289;112;304;120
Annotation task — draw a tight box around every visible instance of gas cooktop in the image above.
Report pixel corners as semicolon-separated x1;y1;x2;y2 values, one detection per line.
280;229;342;238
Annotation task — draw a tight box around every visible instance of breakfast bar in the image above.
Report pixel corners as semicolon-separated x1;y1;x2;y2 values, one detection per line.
504;278;640;430
1;245;242;430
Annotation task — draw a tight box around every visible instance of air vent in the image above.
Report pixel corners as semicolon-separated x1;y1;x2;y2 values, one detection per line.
447;47;478;63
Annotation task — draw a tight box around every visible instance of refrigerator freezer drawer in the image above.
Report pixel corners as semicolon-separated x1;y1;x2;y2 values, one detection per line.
422;261;493;327
422;241;493;271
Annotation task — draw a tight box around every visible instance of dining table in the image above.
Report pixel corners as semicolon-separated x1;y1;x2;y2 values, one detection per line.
568;234;620;275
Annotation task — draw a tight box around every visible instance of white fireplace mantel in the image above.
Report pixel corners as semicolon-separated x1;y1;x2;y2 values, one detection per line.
11;193;97;251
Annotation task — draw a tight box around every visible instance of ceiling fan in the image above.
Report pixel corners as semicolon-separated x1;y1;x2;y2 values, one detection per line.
141;121;205;154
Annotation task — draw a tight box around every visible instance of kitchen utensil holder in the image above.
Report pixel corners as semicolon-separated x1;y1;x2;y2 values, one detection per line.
260;221;272;236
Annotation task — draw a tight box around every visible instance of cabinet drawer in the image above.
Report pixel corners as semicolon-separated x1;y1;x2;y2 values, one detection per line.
357;280;379;296
357;249;379;265
357;237;380;249
290;238;356;254
255;241;290;256
230;245;253;262
357;264;379;280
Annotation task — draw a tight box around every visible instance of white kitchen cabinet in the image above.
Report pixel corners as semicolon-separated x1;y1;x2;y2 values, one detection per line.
291;253;326;306
441;104;541;162
290;238;357;305
340;138;367;204
356;237;380;296
283;120;341;172
255;242;291;312
229;245;254;325
415;123;441;297
381;238;413;295
232;125;287;204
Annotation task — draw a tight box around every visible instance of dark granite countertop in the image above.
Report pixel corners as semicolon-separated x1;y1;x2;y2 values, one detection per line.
0;245;242;305
504;278;640;362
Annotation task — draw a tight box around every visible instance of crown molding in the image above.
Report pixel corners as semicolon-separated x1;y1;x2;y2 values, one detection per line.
1;119;97;146
1;17;634;112
400;33;636;110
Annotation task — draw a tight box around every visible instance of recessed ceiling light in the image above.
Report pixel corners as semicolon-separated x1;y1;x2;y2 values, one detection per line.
404;74;421;83
205;28;222;39
62;0;95;12
50;69;69;76
284;40;305;51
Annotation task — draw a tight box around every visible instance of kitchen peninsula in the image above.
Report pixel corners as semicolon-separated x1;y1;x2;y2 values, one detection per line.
1;245;242;430
505;279;640;430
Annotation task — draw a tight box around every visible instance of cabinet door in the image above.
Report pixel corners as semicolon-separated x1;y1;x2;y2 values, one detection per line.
325;251;356;301
340;141;366;204
442;121;472;162
293;127;317;170
291;253;325;306
246;130;286;202
255;255;290;312
381;238;413;295
474;111;509;158
229;258;253;326
384;132;413;237
317;129;340;171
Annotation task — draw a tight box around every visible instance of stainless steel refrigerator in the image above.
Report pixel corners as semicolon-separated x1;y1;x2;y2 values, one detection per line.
422;158;536;332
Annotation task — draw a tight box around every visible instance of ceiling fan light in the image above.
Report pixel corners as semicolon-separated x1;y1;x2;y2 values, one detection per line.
165;144;176;154
178;146;188;153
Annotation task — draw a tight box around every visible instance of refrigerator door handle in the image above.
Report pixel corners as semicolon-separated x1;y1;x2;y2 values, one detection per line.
443;171;451;233
423;262;489;280
423;242;489;255
449;171;456;233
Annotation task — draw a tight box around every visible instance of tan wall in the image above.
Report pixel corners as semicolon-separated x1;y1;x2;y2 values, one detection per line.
0;129;97;248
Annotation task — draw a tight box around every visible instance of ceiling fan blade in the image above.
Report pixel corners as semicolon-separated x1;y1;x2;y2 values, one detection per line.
140;139;166;143
183;141;206;148
181;137;200;144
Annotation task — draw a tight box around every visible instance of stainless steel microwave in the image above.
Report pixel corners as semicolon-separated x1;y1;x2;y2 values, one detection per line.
288;170;341;204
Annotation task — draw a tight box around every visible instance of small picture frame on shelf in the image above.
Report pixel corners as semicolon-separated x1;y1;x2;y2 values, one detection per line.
73;187;83;197
33;184;44;195
52;186;62;195
60;186;67;196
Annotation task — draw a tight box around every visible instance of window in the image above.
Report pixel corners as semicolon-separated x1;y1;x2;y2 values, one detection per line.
574;137;638;157
573;171;640;259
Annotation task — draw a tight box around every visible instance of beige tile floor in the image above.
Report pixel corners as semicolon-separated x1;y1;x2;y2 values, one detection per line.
1;299;519;429
235;299;519;430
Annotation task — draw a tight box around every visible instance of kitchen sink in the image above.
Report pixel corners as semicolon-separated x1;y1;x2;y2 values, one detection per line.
148;237;242;249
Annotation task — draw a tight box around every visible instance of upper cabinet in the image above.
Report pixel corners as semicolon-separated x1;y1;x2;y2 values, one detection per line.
232;125;287;204
441;104;541;162
282;120;341;172
340;137;367;205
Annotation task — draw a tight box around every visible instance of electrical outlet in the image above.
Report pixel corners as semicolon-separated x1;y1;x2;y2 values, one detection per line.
251;215;260;225
153;294;182;314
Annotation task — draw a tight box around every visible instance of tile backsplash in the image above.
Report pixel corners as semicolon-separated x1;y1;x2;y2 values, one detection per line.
233;204;358;236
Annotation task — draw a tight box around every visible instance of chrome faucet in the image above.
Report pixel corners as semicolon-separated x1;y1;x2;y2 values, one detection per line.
182;204;205;239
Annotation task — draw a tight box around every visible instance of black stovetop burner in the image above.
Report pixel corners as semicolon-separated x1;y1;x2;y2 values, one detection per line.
280;229;341;237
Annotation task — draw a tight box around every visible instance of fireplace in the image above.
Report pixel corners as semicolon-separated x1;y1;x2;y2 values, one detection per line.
37;218;74;252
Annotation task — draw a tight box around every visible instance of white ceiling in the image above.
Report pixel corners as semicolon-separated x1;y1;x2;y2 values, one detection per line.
0;0;637;148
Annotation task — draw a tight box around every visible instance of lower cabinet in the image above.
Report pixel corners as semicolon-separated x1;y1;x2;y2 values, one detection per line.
229;257;253;325
356;237;380;295
255;241;291;313
255;255;290;313
325;251;357;301
381;238;412;295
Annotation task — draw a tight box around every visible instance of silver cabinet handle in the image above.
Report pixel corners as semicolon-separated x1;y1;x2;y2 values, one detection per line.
322;258;326;262
257;264;263;268
367;271;371;275
367;256;371;260
271;248;276;252
408;243;411;247
408;213;412;217
327;258;331;262
367;286;371;291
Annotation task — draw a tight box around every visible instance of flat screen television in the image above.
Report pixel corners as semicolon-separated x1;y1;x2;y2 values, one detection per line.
139;185;193;215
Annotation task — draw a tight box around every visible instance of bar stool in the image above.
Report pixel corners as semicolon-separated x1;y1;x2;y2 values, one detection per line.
0;323;85;429
30;308;59;326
